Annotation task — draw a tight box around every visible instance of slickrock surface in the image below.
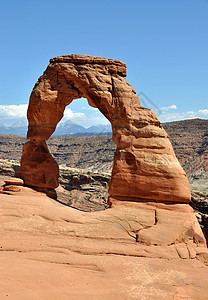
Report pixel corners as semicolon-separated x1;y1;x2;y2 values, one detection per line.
1;161;207;242
20;54;190;203
0;184;208;299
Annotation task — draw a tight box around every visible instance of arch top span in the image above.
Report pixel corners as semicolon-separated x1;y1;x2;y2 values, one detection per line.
20;54;191;204
49;54;127;77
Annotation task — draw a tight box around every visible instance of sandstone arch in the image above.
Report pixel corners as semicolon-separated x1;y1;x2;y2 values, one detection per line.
20;55;191;203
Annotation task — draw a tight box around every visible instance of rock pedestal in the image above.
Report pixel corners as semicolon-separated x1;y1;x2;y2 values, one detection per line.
20;54;191;203
20;141;59;189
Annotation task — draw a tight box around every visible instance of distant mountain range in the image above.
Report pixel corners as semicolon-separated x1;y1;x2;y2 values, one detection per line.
0;121;28;136
0;120;112;136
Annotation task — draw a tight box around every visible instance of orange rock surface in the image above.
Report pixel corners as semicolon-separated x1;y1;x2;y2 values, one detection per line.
20;55;191;203
0;183;207;299
20;141;59;188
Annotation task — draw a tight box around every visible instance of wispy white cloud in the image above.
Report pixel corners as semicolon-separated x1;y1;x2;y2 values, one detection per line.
0;104;28;119
62;107;85;121
198;109;208;116
0;104;87;125
157;108;208;123
159;104;177;111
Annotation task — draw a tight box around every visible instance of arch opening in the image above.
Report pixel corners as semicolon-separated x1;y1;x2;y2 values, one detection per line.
48;97;114;173
45;97;115;211
52;97;112;137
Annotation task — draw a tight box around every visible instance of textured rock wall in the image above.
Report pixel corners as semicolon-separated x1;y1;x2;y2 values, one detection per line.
20;54;191;203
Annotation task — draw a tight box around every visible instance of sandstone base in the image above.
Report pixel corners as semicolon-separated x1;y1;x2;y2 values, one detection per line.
0;184;208;299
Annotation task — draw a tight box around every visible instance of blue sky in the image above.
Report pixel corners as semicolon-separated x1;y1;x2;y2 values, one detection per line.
0;0;207;127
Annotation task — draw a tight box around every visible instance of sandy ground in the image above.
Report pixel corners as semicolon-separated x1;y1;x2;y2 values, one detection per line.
0;179;208;299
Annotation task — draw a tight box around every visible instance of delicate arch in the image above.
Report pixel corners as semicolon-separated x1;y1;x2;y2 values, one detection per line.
20;55;191;203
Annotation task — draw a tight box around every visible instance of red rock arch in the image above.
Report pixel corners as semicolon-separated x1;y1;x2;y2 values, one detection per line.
20;55;191;203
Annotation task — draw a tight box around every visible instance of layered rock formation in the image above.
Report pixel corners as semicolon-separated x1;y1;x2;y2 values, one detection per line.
20;54;191;203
